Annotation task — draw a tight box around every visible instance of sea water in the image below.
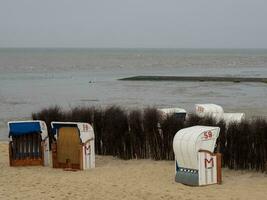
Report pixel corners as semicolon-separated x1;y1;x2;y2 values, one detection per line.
0;48;267;140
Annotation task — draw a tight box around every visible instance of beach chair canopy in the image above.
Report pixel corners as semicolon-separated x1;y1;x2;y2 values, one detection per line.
159;108;186;115
51;122;94;143
159;108;187;119
195;104;224;117
173;126;220;170
8;121;48;140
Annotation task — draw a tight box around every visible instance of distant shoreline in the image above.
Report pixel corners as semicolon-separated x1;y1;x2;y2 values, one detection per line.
119;76;267;83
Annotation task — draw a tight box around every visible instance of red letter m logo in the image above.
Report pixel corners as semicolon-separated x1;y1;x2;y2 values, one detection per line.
204;158;214;169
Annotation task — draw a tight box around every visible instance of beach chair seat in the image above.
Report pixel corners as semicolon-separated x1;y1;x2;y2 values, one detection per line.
56;127;81;169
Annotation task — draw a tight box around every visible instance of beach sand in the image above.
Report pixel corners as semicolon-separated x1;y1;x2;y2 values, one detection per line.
0;142;267;200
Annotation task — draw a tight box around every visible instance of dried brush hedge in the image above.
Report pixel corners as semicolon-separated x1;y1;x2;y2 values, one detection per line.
143;107;163;160
32;105;267;172
102;106;129;159
160;114;185;160
128;109;145;159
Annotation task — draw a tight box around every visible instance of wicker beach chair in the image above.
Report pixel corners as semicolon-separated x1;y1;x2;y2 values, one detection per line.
8;121;49;166
51;122;95;170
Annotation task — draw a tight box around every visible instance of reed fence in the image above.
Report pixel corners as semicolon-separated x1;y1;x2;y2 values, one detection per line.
32;105;267;172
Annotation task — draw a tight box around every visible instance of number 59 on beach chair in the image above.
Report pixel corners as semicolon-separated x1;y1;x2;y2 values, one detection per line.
8;121;50;166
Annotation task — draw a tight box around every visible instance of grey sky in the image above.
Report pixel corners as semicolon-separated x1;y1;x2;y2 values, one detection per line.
0;0;266;48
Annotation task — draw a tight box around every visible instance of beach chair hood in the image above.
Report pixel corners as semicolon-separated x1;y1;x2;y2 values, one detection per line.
51;122;94;143
158;107;187;120
173;125;220;170
195;104;224;118
8;121;48;140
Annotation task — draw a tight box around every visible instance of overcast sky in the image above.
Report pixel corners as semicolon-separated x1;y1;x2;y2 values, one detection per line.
0;0;266;48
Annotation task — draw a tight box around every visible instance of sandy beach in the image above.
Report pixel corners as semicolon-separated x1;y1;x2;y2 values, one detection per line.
0;142;266;200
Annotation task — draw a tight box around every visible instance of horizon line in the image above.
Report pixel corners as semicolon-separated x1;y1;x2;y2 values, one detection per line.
1;47;267;50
